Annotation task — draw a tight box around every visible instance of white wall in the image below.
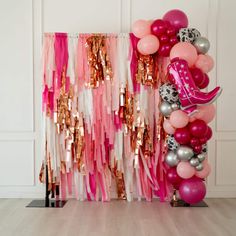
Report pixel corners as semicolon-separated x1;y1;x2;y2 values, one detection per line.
0;0;235;198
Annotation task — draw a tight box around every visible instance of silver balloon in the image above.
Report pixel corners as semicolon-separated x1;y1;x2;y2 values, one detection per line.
190;157;200;167
159;101;172;117
195;163;204;171
197;153;206;162
165;151;179;167
171;103;179;111
193;37;210;54
176;145;194;161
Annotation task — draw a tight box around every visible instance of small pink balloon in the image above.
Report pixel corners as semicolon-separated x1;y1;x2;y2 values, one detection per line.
170;42;198;67
195;161;211;178
170;110;189;128
137;35;160;55
195;104;216;123
177;161;195;179
163;119;176;134
195;54;214;73
163;9;188;31
132;20;151;38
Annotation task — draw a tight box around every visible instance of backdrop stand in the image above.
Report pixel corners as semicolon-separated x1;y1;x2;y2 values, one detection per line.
170;189;208;207
26;165;67;208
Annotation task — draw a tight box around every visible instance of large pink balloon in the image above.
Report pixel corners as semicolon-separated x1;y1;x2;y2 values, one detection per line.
137;35;160;55
177;161;195;179
163;9;188;31
170;110;189;128
170;42;198;67
163;119;176;134
189;119;208;138
195;161;211;178
179;178;206;204
132;20;151;38
195;54;214;73
195;104;216;123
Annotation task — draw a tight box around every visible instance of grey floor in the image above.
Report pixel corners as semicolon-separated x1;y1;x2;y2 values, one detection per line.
0;198;236;236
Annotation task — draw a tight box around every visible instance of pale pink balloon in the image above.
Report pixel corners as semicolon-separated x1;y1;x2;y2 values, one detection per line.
170;42;198;67
137;35;160;55
177;161;196;179
195;161;211;178
169;110;189;128
195;104;216;123
132;20;151;38
195;54;214;73
163;119;176;134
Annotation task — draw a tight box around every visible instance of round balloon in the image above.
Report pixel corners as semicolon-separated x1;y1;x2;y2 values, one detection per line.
132;20;151;38
177;28;201;43
189;119;208;138
195;161;211;178
163;119;176;134
137;35;160;55
166;167;183;189
170;110;189;129
179;178;206;204
165;151;179;167
166;135;179;151
151;19;167;36
159;83;180;104
193;36;210;54
195;54;214;73
177;161;195;179
163;9;188;31
195;104;216;124
159;101;173;117
174;127;191;144
170;42;198;67
176;145;194;161
190;157;200;167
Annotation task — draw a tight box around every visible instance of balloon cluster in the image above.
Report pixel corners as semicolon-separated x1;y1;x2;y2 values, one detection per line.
143;9;223;204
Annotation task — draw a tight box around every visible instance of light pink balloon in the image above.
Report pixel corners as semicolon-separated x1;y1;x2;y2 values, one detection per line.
170;42;198;67
132;20;151;38
195;104;216;123
169;110;189;128
137;35;160;55
195;161;211;178
163;119;176;134
195;54;214;73
177;161;196;179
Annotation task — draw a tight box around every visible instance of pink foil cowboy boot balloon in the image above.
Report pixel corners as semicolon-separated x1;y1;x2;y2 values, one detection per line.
167;58;222;114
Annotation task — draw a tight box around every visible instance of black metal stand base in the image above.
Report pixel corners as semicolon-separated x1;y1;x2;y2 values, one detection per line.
26;200;67;208
170;199;208;207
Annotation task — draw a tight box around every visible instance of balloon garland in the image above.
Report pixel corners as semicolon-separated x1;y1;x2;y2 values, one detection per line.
132;9;222;204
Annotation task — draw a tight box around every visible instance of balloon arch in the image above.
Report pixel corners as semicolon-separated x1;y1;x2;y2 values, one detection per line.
132;9;222;204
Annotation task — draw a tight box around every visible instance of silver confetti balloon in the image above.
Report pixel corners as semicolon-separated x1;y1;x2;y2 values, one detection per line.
197;153;206;162
159;101;172;117
171;103;179;111
165;151;179;167
193;36;210;54
176;145;194;161
195;163;204;171
190;157;200;167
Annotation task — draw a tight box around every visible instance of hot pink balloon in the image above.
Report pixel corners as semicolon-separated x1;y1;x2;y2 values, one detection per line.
170;110;189;128
166;167;183;189
132;20;151;38
205;126;213;140
198;73;210;89
189;119;208;138
163;9;188;31
195;161;211;178
195;104;216;123
151;19;167;36
179;178;206;204
174;127;191;144
137;35;160;55
170;42;198;67
195;54;214;73
163;119;176;134
177;161;195;179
